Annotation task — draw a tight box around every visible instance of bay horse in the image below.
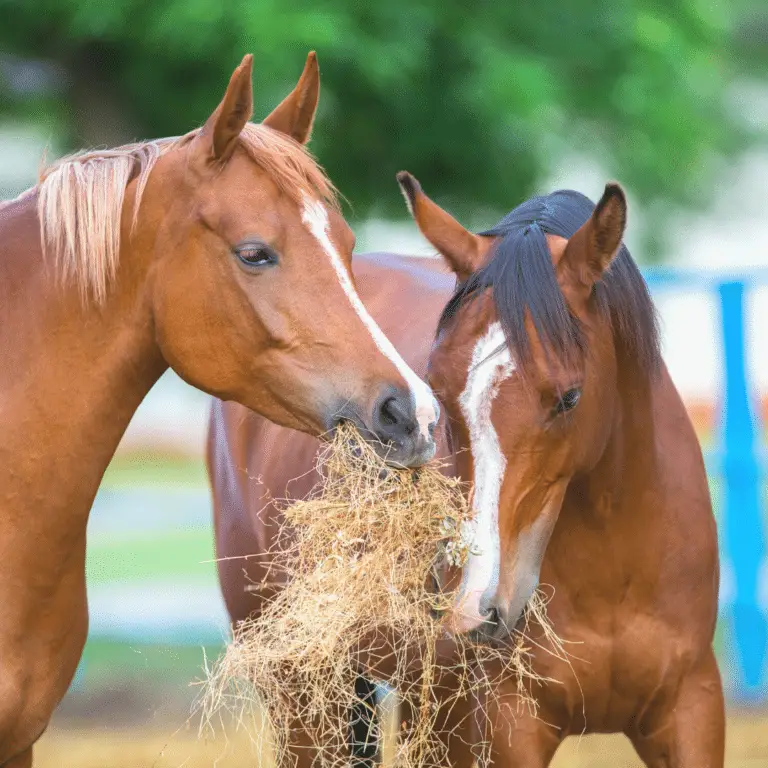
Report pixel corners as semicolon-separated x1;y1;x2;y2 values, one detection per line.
210;177;723;767
0;54;437;767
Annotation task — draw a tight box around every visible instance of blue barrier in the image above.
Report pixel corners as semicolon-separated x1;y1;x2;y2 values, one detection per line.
644;270;768;700
719;282;768;698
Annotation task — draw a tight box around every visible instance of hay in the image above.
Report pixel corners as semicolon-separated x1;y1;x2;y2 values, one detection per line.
201;424;568;768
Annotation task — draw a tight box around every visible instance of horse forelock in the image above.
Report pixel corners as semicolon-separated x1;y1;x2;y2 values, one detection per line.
35;122;338;304
237;123;339;213
437;190;661;381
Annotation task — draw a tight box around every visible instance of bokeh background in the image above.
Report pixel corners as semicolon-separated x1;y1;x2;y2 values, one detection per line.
2;1;768;765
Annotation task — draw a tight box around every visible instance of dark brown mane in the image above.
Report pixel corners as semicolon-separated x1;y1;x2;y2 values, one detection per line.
438;189;661;376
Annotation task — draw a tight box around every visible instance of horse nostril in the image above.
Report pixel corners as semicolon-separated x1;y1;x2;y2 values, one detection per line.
374;390;416;438
378;397;399;427
486;606;500;629
366;387;437;467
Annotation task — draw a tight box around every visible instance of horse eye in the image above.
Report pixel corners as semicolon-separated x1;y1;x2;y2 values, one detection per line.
555;388;581;415
234;244;277;268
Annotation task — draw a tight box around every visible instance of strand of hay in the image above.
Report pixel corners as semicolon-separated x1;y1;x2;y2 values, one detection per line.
200;424;569;768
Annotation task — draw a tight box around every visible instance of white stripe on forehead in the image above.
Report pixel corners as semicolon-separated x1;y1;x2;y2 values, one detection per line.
458;321;516;615
300;196;437;434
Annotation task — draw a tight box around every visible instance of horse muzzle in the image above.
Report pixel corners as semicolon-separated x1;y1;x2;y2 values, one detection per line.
332;385;438;468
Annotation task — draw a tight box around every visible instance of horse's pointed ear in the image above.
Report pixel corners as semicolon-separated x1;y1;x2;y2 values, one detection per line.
197;54;253;163
262;52;319;144
558;182;627;302
397;171;490;281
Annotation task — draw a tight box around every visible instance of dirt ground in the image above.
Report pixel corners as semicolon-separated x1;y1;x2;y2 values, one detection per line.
34;712;768;767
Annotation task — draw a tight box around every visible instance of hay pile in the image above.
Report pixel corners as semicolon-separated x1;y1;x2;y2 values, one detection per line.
201;425;567;768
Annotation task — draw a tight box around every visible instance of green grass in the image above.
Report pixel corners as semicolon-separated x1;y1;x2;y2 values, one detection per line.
102;450;208;490
86;529;217;585
76;638;223;686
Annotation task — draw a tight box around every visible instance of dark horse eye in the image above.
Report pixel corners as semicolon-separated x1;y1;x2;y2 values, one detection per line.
555;388;581;415
234;243;277;268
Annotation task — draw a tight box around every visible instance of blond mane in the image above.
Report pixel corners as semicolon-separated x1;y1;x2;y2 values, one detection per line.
37;123;338;303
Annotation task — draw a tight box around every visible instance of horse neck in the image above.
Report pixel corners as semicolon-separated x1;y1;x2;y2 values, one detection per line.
0;190;167;535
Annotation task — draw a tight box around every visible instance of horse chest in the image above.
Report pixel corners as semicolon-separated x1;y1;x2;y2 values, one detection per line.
530;605;698;734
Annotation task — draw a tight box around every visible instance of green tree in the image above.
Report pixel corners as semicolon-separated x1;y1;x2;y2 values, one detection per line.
0;0;766;251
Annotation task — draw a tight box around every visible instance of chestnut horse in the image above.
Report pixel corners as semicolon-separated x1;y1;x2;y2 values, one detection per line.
210;177;723;767
0;54;438;766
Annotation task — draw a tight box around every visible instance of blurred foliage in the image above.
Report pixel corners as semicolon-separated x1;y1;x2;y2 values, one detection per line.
0;0;767;235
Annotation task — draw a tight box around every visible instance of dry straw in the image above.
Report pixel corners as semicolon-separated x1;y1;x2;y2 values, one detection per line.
201;424;568;768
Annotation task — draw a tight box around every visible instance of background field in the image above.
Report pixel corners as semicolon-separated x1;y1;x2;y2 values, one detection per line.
31;714;768;768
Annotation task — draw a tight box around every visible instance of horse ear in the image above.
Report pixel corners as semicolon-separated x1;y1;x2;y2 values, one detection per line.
196;54;253;163
557;182;627;302
397;172;490;281
262;52;319;144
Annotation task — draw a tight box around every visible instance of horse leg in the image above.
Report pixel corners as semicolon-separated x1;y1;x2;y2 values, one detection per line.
280;680;380;768
476;675;564;768
349;676;380;766
486;706;563;768
628;649;725;768
395;670;489;768
284;719;353;768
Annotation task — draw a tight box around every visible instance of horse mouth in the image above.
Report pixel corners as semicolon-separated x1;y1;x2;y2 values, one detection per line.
329;417;434;469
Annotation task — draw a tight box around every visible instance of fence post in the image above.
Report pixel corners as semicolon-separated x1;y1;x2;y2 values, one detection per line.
719;280;767;698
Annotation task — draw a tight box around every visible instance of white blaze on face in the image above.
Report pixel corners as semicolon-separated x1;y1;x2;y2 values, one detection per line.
454;321;516;632
301;196;438;436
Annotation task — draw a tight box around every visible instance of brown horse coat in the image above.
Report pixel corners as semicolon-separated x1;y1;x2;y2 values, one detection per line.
0;55;438;767
211;244;723;767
